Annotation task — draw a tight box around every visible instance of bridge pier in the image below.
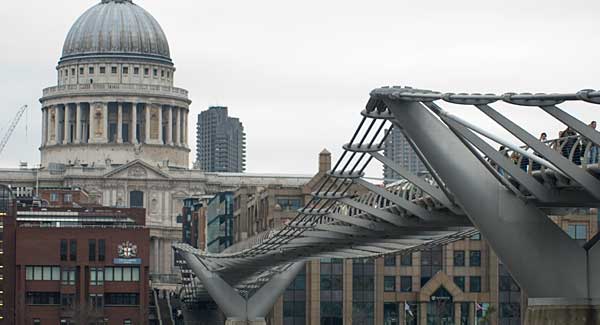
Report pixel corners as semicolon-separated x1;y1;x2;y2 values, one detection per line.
381;95;600;322
181;252;305;325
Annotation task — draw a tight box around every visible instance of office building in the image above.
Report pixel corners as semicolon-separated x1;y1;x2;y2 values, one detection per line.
206;192;235;253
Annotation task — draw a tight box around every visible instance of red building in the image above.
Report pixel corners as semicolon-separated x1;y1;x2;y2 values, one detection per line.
6;202;150;325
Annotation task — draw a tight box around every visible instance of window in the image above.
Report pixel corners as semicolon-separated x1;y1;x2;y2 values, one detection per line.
454;276;465;291
90;268;104;285
144;68;149;76
25;266;60;280
61;293;76;308
469;251;481;267
123;67;129;74
567;224;588;240
79;67;84;75
276;197;303;211
167;71;170;78
111;66;118;74
283;270;306;325
98;239;106;262
400;253;412;266
421;247;443;286
64;193;72;203
71;68;75;76
153;68;158;76
26;292;60;305
89;67;94;74
130;191;144;208
400;276;412;292
50;192;58;202
384;255;396;266
352;259;374;325
60;239;67;261
460;302;470;325
470;276;482;292
104;267;140;282
69;239;77;261
89;239;96;261
100;66;106;74
105;293;139;306
454;250;465;266
161;70;165;77
89;293;104;311
384;276;395;292
320;258;343;325
61;268;76;285
134;67;140;75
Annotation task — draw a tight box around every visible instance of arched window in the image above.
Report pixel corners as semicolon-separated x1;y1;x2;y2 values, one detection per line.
130;191;144;208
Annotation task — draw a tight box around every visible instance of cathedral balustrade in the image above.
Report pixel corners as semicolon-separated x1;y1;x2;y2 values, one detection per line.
42;83;189;102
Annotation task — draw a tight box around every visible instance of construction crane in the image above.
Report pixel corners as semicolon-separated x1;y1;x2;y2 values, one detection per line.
0;105;28;156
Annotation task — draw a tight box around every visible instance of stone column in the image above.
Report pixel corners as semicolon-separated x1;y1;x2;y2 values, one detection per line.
54;106;61;145
89;103;97;143
166;106;173;145
64;104;71;144
103;103;109;143
41;108;48;146
158;105;163;144
175;107;181;146
154;238;160;274
75;103;82;144
117;102;123;143
184;109;189;147
131;104;138;144
145;104;151;144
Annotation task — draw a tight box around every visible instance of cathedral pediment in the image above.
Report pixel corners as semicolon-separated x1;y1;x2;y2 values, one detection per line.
103;160;171;180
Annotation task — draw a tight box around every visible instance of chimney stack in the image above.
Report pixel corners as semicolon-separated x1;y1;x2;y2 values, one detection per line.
319;149;331;173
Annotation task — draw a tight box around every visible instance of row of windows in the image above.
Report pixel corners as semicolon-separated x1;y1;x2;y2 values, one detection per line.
49;192;72;203
60;239;106;262
454;276;482;292
453;250;482;267
61;65;171;79
27;292;139;306
93;267;141;284
26;266;139;284
383;275;483;293
25;266;60;281
383;253;413;267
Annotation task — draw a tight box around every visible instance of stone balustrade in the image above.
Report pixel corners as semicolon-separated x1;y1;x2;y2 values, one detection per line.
42;83;189;102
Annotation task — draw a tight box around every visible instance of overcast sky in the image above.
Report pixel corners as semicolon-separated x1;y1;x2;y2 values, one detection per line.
1;0;600;178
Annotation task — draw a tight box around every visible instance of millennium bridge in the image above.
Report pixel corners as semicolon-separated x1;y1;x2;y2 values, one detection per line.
174;87;600;325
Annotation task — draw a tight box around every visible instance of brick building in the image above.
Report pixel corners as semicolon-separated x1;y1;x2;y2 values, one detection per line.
6;201;150;325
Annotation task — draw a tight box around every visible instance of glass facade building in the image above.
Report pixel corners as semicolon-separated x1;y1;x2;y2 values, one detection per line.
206;192;234;253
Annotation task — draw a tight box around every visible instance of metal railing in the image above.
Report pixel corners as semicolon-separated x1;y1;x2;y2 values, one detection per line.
150;273;181;284
498;134;599;175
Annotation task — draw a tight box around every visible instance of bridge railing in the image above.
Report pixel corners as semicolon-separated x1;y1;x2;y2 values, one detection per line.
496;134;598;176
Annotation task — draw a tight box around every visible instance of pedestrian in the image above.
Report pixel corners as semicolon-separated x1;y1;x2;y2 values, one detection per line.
588;121;598;164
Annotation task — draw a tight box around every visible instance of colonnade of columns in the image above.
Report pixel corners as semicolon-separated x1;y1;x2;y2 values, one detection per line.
41;102;189;147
